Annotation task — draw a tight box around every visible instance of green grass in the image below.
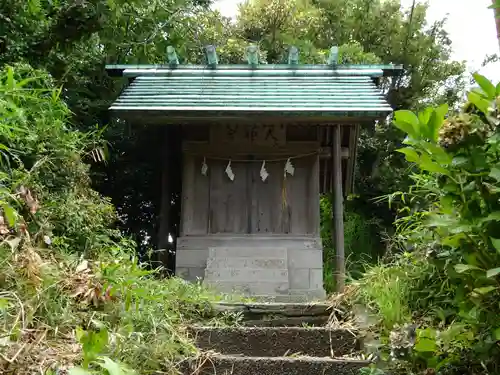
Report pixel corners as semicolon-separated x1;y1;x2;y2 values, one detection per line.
354;262;413;330
0;244;243;374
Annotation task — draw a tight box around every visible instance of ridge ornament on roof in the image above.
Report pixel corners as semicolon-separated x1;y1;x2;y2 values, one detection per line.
105;45;403;120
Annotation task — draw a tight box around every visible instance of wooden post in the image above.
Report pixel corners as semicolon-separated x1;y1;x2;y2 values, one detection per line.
331;124;345;293
157;126;171;267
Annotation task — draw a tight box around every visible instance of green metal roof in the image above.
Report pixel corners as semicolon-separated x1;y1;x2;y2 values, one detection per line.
108;66;396;118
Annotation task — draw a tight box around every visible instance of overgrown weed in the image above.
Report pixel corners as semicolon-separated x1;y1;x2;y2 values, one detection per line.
345;73;500;374
0;64;242;374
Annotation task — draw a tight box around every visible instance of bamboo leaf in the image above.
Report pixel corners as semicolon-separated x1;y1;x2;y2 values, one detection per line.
454;264;481;274
473;286;497;295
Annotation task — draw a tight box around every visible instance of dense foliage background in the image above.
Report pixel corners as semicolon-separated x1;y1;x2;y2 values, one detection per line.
2;0;499;374
0;0;466;260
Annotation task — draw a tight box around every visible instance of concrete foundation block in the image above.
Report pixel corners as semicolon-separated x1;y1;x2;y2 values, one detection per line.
205;268;289;282
289;268;310;289
175;235;327;301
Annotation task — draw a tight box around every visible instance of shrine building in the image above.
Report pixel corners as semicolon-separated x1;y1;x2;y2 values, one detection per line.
106;45;402;301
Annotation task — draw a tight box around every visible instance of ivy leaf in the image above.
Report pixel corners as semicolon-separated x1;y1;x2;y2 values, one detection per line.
473;72;496;99
396;147;420;163
468;91;491;114
486;268;500;278
394;110;420;138
454;264;481;274
473;286;497;295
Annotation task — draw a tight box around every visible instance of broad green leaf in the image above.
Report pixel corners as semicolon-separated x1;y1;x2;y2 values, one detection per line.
454;264;481;274
496;82;500;96
491;237;500;254
420;141;452;164
6;67;15;90
0;298;10;310
2;203;16;227
396;147;420;163
418;153;450;175
68;368;92;375
427;104;448;142
98;357;135;375
490;167;500;182
418;107;433;126
487;268;500;278
393;110;420;138
473;286;497;295
441;233;466;248
480;212;500;223
468;91;491;114
494;327;500;341
414;337;437;353
473;72;496;99
98;357;124;375
452;156;469;167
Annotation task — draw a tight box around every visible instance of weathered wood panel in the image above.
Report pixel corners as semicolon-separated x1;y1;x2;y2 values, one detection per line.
181;155;210;235
210;124;286;146
250;160;284;234
285;156;314;235
209;160;249;234
308;155;321;235
181;123;323;236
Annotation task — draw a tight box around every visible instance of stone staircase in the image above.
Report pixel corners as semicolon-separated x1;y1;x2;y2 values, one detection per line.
183;302;368;375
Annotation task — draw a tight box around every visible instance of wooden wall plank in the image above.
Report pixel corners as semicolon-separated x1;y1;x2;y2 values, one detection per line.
209;160;248;234
250;160;283;234
180;155;209;235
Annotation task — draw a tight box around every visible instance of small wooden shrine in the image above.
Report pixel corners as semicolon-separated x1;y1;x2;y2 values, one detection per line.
106;46;401;301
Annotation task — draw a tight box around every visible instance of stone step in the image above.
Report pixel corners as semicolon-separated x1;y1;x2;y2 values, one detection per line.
183;355;368;375
190;327;359;357
211;301;332;326
242;315;328;327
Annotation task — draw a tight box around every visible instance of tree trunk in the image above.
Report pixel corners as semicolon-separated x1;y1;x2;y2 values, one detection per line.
493;0;500;49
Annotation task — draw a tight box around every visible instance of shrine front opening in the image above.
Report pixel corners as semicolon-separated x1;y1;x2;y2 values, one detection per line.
106;53;401;301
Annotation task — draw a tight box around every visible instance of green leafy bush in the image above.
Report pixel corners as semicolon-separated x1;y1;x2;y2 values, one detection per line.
0;64;240;375
350;73;500;374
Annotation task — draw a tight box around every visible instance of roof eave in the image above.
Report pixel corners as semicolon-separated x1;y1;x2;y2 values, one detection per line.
108;107;392;122
105;64;404;78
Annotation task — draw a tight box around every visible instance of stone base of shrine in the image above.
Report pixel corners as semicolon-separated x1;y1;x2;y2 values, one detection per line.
175;235;326;302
